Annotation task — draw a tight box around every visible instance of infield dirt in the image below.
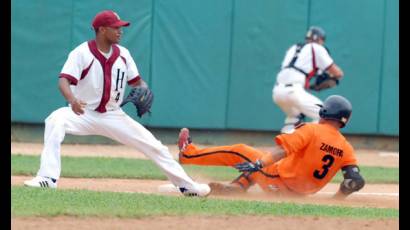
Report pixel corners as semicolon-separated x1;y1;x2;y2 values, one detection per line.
12;215;398;230
11;142;399;230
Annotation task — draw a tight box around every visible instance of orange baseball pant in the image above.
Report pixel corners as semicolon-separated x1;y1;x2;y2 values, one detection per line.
179;143;293;195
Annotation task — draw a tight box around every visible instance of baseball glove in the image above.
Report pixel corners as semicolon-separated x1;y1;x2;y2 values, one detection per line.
309;72;339;91
120;86;154;117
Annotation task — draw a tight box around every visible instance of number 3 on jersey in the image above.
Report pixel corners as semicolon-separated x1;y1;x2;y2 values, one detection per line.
313;154;335;179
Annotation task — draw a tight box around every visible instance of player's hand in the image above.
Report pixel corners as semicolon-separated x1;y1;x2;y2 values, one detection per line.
234;160;263;172
69;98;87;115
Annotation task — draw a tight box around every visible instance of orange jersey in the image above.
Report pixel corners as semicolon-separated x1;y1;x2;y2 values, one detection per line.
275;123;357;194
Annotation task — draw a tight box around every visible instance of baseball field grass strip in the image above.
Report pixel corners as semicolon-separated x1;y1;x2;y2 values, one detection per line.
11;155;399;184
11;186;398;219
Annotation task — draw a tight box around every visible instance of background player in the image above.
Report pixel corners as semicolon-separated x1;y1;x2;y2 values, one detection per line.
23;10;210;197
273;26;344;133
178;95;365;198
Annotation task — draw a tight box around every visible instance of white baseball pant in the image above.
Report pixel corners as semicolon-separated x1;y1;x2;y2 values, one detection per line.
272;83;322;131
37;107;201;190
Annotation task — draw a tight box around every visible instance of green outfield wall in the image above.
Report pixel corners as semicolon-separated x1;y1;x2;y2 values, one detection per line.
11;0;398;135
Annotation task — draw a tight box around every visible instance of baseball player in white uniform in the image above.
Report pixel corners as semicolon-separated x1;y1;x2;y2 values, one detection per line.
24;10;211;197
272;26;344;133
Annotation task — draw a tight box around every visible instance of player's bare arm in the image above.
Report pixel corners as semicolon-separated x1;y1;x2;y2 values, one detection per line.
235;145;286;172
259;145;286;167
58;78;86;115
326;63;344;79
129;78;148;88
333;165;365;199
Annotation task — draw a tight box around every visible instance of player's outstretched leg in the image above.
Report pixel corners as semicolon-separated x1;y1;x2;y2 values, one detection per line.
177;128;263;166
177;128;266;195
99;113;211;197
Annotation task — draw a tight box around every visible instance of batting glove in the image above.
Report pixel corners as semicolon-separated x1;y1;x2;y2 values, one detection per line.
234;160;263;172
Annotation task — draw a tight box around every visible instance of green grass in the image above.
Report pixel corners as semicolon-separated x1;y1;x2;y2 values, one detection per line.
11;186;398;219
11;154;398;184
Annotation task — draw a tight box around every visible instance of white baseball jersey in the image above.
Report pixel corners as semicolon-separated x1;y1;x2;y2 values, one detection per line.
276;42;334;86
59;40;141;112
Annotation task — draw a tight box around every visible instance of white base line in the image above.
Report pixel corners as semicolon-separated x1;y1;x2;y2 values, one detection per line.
379;152;399;157
318;191;399;197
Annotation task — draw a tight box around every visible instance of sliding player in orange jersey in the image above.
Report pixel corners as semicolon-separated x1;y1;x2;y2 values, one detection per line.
178;95;365;198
